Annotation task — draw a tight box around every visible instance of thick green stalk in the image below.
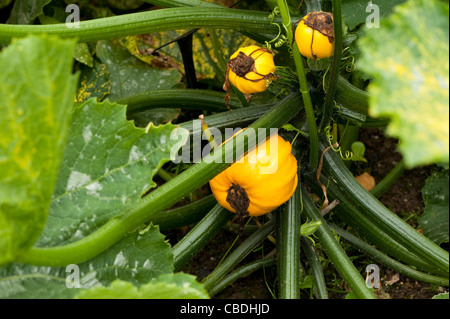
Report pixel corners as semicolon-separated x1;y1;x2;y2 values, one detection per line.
335;75;369;115
307;165;446;276
276;182;301;299
321;140;449;273
300;186;377;299
178;104;274;137
319;0;342;131
0;7;279;44
144;0;218;8
371;159;406;198
276;0;318;170
202;219;276;291
150;194;217;231
319;176;441;274
330;223;449;286
208;256;277;297
301;236;329;299
173;204;233;271
18;92;301;267
113;89;243;114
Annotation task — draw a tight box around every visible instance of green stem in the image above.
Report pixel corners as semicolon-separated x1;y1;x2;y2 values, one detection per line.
202;219;276;291
113;89;243;114
330;223;449;286
178;103;274;137
319;0;342;131
156;168;174;182
151;194;217;231
276;182;301;299
305;0;322;12
144;0;219;8
301;236;329;299
371;159;406;198
335;75;369;115
18;92;301;267
320;139;449;273
276;0;318;170
173;204;233;271
310;171;444;275
300;186;377;299
0;7;279;44
208;256;277;297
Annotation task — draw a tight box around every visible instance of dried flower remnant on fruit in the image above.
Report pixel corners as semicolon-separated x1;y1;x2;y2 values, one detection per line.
223;45;276;109
304;11;334;43
209;133;298;219
295;11;335;60
226;183;250;217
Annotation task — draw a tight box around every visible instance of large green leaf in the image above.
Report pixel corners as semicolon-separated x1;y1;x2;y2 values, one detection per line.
75;62;112;103
341;0;406;30
75;273;209;299
96;39;182;102
6;0;51;24
0;224;173;298
36;99;189;247
0;35;77;265
357;0;449;167
419;169;449;245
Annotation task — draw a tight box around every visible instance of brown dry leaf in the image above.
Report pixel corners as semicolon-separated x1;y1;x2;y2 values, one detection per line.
384;271;400;285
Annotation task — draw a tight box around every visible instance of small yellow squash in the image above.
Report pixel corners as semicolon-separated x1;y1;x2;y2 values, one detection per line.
209;132;298;217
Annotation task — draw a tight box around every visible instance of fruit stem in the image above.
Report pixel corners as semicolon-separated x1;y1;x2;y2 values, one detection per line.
276;0;319;171
319;0;343;132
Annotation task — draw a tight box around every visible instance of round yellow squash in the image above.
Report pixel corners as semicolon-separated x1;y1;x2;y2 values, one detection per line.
209;132;298;217
295;11;334;60
226;45;276;94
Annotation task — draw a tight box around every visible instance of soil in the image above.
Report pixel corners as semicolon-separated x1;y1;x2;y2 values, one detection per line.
170;127;447;299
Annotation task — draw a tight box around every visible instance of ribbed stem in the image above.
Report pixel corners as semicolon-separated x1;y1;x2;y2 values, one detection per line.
319;0;343;131
301;186;377;299
202;219;276;291
0;7;279;44
113;89;243;114
301;236;329;299
173;204;233;271
330;223;449;286
320;139;449;274
276;0;318;170
371;159;406;198
18;93;301;267
208;255;277;297
276;182;301;299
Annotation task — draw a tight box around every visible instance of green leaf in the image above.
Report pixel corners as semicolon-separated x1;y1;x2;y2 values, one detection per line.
75;273;209;299
0;0;13;9
419;169;449;245
357;0;449;167
432;292;449;299
36;99;189;247
301;220;322;237
128;108;181;128
7;0;51;24
117;28;253;82
341;0;406;30
0;35;77;265
75;62;112;103
74;43;94;67
0;224;173;298
351;141;367;162
96;39;182;102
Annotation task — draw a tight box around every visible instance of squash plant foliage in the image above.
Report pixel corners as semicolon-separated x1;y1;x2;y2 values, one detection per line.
0;0;448;299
